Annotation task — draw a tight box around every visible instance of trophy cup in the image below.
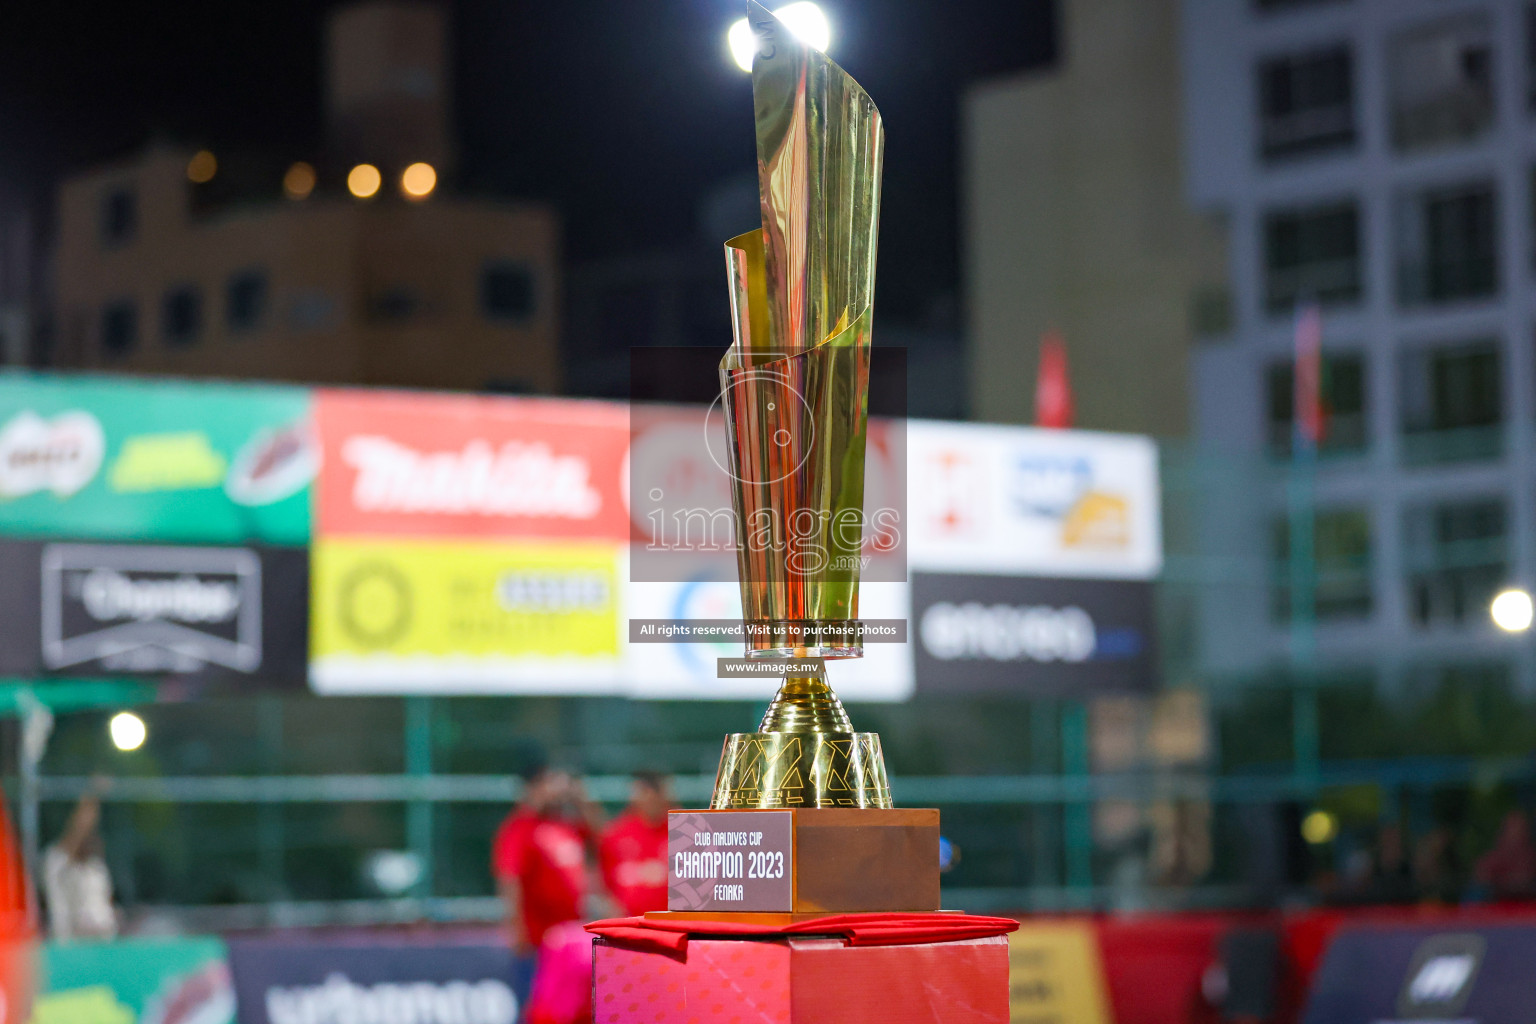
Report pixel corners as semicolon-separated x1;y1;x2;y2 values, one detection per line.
662;1;937;919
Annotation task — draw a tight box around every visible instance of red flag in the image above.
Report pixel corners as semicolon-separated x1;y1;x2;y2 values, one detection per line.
1293;304;1323;448
1035;329;1073;429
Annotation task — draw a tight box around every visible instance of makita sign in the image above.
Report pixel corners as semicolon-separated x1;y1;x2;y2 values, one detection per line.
315;389;629;541
341;436;602;520
911;573;1154;696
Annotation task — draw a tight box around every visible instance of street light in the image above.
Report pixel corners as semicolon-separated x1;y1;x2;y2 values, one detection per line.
347;164;382;199
401;162;437;200
109;711;146;752
1491;588;1534;633
728;2;831;72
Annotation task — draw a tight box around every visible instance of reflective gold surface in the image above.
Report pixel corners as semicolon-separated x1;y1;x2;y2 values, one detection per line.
711;729;891;810
710;5;892;811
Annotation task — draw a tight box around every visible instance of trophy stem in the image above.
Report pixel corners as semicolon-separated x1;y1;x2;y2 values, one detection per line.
758;667;854;733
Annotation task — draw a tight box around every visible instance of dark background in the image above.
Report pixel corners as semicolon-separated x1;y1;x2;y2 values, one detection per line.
0;0;1055;326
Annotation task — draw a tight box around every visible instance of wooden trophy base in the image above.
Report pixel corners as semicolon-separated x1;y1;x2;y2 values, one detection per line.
662;806;940;920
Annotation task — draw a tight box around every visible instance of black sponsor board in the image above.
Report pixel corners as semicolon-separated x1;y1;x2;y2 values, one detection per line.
911;572;1155;696
0;539;307;684
228;939;530;1024
1304;925;1536;1024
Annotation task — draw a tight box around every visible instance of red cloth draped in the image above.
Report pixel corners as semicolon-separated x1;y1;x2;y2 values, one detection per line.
586;912;1019;956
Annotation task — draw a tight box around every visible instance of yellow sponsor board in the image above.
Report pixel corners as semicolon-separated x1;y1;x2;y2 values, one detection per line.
312;538;621;667
1009;922;1112;1024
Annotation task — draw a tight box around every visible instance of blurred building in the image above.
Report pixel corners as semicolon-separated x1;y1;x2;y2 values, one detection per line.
1182;0;1534;690
48;1;559;394
963;0;1227;436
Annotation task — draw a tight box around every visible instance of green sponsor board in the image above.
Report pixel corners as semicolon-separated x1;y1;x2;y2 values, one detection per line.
0;374;314;544
34;937;234;1024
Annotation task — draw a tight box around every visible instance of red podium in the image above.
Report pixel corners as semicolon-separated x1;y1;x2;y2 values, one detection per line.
589;914;1014;1024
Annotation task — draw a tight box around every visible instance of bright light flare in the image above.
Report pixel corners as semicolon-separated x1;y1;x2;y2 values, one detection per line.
729;2;831;72
109;711;146;752
284;162;316;200
1301;809;1336;845
187;150;217;184
347;164;382;199
1492;588;1534;633
401;162;437;199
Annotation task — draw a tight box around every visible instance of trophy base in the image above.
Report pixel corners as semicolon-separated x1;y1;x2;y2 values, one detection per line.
667;807;940;914
711;731;892;809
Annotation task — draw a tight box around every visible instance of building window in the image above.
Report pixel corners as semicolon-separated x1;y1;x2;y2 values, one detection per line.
1399;339;1502;465
1265;352;1366;457
100;301;137;356
1396;182;1498;306
1255;0;1346;11
480;262;536;322
1389;14;1493;153
100;188;136;247
367;286;423;322
1263;202;1361;314
226;270;268;332
288;289;339;332
1527;6;1536;110
161;286;202;347
1404;497;1507;627
1258;45;1355;161
1270;506;1373;622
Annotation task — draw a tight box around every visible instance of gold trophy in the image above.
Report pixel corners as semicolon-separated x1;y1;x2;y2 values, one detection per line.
713;2;888;812
658;3;936;920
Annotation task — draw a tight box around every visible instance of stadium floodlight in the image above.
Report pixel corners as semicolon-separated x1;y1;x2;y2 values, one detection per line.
1492;588;1534;633
728;2;831;72
109;711;146;752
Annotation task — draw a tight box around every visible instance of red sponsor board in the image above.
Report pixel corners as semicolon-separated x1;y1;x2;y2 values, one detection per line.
314;389;630;541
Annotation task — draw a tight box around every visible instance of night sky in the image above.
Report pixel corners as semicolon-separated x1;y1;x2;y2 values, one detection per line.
0;0;1053;325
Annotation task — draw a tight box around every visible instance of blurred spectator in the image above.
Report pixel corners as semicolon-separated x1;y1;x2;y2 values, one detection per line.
1365;823;1414;905
42;785;116;942
1474;809;1536;902
491;766;603;957
598;771;672;917
1412;825;1462;905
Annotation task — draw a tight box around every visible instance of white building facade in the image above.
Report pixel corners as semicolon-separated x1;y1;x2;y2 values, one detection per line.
1182;0;1536;691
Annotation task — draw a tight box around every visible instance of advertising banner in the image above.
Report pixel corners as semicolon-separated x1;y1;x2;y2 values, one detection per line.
314;388;630;542
1303;924;1536;1024
1008;923;1112;1024
0;540;308;683
0;373;313;544
310;538;624;695
905;421;1160;580
35;936;234;1024
226;939;526;1024
911;572;1155;696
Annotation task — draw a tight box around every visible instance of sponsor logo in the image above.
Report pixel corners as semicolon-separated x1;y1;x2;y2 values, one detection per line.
1011;454;1130;550
1397;935;1484;1018
226;420;319;507
923;449;985;538
0;410;104;498
920;601;1097;663
108;432;227;493
42;545;261;673
264;973;517;1024
341;435;601;520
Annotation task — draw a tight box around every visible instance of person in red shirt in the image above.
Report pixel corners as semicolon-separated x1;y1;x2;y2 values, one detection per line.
492;766;603;956
599;771;673;917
